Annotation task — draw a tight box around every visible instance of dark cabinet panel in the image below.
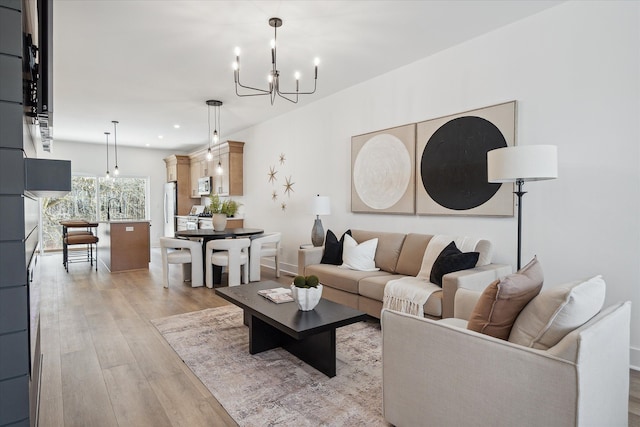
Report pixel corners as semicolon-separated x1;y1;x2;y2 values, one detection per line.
0;148;24;194
0;331;28;379
0;285;27;333
0;102;22;149
0;241;27;287
0;56;21;103
0;6;21;55
0;195;24;241
0;375;29;425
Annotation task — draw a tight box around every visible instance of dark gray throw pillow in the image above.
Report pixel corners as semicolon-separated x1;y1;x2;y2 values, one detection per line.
430;241;479;287
320;229;352;265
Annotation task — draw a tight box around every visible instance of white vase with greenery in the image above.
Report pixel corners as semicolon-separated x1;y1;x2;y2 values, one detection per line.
209;194;240;231
290;275;323;311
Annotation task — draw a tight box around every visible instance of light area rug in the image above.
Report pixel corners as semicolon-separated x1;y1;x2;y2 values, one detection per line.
151;305;390;427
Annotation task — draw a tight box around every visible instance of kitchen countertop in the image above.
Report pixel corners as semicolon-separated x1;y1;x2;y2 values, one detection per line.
100;219;151;223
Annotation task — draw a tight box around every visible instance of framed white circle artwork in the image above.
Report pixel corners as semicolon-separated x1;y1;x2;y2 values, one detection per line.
353;133;412;211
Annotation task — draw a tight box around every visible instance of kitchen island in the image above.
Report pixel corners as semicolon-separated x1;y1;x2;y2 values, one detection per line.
98;220;151;272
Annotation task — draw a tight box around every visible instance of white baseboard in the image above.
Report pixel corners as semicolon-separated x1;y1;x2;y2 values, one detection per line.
631;346;640;371
261;261;297;278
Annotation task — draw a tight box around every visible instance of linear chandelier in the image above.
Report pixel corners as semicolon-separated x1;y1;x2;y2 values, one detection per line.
233;17;319;105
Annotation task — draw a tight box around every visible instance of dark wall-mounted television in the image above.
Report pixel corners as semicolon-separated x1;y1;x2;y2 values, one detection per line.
37;0;53;117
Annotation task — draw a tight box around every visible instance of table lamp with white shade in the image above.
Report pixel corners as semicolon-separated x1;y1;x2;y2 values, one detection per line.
311;195;331;247
487;145;558;270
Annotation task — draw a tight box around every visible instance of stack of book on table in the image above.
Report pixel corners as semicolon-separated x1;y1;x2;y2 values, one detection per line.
257;287;294;304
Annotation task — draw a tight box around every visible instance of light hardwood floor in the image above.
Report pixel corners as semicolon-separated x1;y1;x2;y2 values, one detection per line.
37;250;640;426
37;249;278;427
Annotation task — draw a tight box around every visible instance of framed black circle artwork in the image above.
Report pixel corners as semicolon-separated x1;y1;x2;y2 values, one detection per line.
416;101;516;216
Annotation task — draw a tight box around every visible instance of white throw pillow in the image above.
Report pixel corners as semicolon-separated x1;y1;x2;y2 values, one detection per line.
508;275;606;349
340;234;379;272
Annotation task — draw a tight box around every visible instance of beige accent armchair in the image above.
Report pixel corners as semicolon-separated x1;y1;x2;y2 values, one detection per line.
381;299;631;427
249;232;281;282
159;237;203;288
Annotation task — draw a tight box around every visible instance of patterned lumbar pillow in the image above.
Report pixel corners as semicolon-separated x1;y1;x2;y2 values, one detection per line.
320;229;351;265
467;257;544;340
429;241;479;287
508;275;606;349
340;234;379;272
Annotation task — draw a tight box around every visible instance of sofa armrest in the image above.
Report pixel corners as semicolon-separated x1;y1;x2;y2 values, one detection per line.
452;288;481;320
381;309;578;427
297;247;324;275
441;263;511;318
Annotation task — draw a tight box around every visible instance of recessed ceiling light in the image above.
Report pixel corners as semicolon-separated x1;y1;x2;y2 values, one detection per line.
173;124;180;129
158;135;163;139
145;143;150;147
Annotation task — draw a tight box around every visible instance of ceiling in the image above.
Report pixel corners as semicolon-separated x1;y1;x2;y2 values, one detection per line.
53;0;562;152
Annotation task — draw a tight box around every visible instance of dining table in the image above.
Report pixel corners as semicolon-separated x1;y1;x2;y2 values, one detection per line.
174;228;264;285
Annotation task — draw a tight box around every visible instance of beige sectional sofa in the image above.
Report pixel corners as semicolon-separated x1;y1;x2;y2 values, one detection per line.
298;229;511;319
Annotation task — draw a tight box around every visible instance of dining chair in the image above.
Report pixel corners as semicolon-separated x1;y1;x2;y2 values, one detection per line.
205;238;251;287
249;232;281;282
160;237;204;288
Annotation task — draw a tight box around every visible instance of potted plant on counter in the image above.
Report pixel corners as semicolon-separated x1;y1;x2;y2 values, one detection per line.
209;194;241;231
290;275;323;311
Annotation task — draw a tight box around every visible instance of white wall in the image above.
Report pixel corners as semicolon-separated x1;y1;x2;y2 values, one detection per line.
228;2;640;366
38;140;176;247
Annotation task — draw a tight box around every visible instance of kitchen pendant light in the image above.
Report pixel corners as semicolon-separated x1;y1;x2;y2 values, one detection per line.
233;17;319;105
112;120;119;176
206;101;215;161
104;131;111;180
206;100;223;175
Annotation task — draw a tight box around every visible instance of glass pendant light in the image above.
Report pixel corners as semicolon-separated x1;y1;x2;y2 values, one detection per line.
104;131;111;180
112;120;120;176
206;100;223;174
206;102;214;161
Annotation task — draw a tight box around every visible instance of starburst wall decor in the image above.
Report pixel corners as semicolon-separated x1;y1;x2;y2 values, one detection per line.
266;153;295;212
268;166;277;184
283;176;295;197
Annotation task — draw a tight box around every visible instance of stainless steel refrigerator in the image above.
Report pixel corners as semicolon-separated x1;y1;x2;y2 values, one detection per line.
163;182;177;237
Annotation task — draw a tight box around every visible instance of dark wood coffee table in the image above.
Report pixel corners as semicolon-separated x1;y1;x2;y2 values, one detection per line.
215;281;367;377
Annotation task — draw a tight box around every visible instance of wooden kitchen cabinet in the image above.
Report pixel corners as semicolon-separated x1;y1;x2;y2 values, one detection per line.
99;221;150;272
198;217;244;229
189;141;244;196
190;157;202;198
163;154;192;215
176;216;189;231
189;149;212;198
213;141;244;196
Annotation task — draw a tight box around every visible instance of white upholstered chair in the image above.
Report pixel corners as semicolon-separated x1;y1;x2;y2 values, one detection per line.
159;237;203;288
205;238;251;287
249;232;281;282
382;291;632;427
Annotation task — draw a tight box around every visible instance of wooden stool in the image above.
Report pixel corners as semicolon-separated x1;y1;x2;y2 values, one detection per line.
60;220;99;271
63;233;99;272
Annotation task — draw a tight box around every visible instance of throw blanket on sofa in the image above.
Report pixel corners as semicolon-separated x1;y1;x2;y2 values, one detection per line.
383;235;481;316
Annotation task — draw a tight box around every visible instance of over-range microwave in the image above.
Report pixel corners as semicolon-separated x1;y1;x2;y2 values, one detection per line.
198;176;211;196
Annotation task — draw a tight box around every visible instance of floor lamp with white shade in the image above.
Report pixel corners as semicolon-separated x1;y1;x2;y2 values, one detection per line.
487;145;558;270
